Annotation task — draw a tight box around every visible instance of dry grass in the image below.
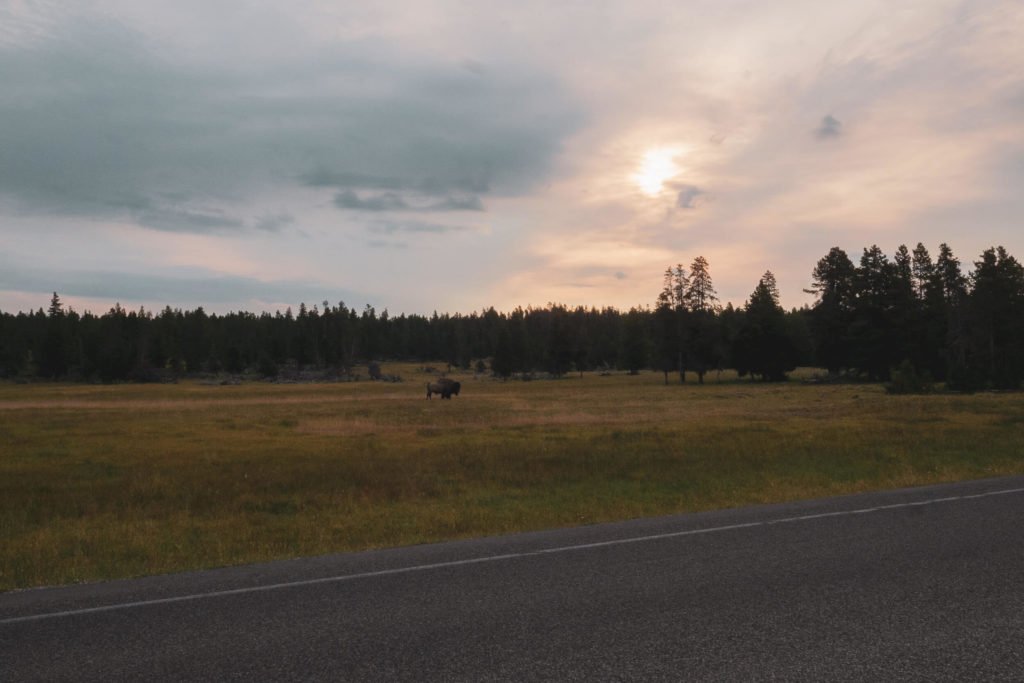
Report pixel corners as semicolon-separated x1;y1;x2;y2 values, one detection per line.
2;365;1023;591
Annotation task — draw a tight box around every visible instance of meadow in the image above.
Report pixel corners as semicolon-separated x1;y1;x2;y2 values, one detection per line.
2;366;1023;591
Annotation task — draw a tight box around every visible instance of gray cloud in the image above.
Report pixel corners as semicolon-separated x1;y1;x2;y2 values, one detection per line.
302;170;492;194
254;212;294;232
0;11;581;231
333;190;483;212
367;220;471;235
816;114;843;139
675;184;704;209
334;191;410;212
135;207;246;233
429;195;485;211
302;170;408;191
614;271;627;280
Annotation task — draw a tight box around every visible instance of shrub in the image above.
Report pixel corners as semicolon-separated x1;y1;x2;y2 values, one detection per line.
258;353;279;378
886;360;934;394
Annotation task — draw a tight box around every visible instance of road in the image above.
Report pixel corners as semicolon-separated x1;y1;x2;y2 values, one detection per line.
3;476;1024;681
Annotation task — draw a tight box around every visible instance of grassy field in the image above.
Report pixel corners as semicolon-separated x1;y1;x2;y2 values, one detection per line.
2;366;1023;591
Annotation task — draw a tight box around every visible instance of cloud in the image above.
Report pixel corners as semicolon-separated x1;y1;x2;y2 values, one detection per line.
302;170;492;195
0;8;581;232
428;195;485;211
367;220;472;235
816;114;843;139
333;190;484;212
302;170;408;191
135;207;246;233
675;184;704;209
334;191;410;212
254;212;294;233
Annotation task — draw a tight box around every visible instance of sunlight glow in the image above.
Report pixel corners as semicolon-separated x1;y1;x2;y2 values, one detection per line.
633;147;681;196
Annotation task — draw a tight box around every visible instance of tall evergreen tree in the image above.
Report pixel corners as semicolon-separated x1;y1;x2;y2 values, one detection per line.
570;306;591;377
891;244;919;370
546;304;574;376
733;271;798;381
657;264;688;310
654;300;680;384
848;245;900;379
655;263;688;383
967;246;1024;389
936;243;969;302
38;292;72;378
911;243;934;299
934;243;972;388
620;307;650;375
807;247;856;375
47;292;63;318
684;256;717;313
683;256;720;384
490;325;515;379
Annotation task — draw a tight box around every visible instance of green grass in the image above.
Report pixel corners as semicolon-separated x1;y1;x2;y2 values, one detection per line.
1;367;1022;591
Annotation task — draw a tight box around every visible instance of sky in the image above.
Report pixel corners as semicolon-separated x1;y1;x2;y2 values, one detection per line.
1;0;1022;316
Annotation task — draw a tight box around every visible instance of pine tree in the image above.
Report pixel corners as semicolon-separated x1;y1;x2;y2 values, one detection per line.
935;243;971;388
655;263;688;383
654;300;680;384
657;264;688;310
681;256;720;384
911;243;934;299
849;245;899;379
39;292;70;378
936;243;968;303
684;256;718;313
47;292;63;318
620;307;649;375
733;271;797;381
807;247;855;375
891;244;919;371
968;246;1024;389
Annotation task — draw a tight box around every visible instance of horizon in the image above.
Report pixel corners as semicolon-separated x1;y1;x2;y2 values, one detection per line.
0;237;1010;319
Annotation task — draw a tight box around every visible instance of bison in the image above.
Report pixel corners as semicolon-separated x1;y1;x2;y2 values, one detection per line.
426;378;461;399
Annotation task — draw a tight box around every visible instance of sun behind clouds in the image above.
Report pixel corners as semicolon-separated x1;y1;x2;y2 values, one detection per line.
632;146;682;196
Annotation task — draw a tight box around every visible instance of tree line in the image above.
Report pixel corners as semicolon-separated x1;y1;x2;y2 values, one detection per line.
1;242;1021;390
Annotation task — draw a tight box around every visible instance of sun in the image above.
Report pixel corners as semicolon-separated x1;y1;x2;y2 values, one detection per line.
633;147;681;196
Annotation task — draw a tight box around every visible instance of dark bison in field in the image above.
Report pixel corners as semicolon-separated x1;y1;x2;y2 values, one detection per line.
426;378;461;399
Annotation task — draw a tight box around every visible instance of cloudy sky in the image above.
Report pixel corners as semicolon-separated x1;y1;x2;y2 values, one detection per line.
1;0;1022;315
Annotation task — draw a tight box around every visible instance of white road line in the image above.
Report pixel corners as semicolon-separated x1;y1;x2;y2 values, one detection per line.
3;485;1023;626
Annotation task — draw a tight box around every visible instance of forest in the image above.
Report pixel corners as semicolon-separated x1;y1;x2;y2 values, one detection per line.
1;242;1022;392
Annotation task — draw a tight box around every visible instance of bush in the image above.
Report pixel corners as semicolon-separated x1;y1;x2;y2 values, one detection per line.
945;357;986;393
886;360;934;394
258;353;279;378
368;361;382;380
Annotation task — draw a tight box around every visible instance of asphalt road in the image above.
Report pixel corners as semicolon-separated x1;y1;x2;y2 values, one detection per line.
3;475;1024;681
